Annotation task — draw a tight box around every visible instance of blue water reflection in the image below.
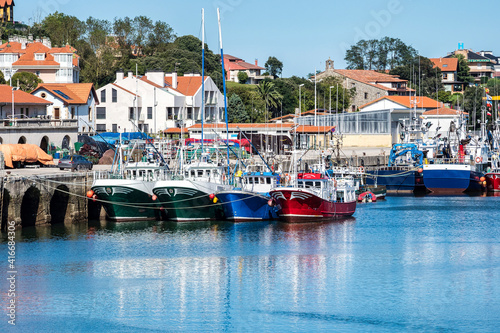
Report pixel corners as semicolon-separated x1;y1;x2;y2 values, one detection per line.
1;196;499;332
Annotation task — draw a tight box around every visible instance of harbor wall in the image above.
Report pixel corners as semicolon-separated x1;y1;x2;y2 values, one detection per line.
0;172;100;231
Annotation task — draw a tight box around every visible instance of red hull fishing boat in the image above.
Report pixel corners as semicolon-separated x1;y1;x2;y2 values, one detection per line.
270;172;356;223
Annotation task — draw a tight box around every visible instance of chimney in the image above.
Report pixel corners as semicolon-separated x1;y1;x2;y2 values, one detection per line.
128;71;134;78
116;69;124;81
145;69;165;87
255;59;258;66
172;72;178;89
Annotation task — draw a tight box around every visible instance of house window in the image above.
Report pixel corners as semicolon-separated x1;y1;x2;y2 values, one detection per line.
96;124;106;132
167;107;173;120
101;90;106;103
129;107;135;120
443;73;448;80
96;107;106;119
143;124;149;133
147;107;153;119
112;88;117;103
88;107;92;121
35;71;40;77
71;107;75;119
364;92;368;99
112;124;118;132
187;107;192;119
35;53;44;61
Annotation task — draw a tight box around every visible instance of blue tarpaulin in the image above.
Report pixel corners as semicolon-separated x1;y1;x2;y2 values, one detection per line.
91;132;153;145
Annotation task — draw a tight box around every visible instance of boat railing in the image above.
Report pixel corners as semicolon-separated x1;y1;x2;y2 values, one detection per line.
425;158;473;165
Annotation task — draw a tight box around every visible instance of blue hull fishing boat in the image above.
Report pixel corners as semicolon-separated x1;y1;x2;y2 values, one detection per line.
216;190;278;221
216;165;281;221
423;162;484;194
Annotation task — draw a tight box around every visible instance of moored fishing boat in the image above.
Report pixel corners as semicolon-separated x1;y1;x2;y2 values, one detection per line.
92;160;166;221
269;172;356;223
216;164;280;221
153;153;230;221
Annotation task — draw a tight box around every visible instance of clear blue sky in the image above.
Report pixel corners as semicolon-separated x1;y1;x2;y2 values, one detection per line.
16;0;500;77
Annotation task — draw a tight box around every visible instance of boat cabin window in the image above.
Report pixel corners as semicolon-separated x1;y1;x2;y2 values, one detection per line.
197;170;203;177
260;177;265;184
266;177;271;184
190;170;196;177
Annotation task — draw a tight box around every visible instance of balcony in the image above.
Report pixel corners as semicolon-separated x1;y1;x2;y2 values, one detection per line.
0;118;78;128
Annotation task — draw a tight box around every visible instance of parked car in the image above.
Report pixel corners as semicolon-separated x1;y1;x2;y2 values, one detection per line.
58;155;93;171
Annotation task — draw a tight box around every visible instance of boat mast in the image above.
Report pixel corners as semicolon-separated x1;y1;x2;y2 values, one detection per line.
201;8;205;153
217;8;231;180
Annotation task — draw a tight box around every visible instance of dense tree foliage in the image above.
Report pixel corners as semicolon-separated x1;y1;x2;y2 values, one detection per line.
265;56;283;78
345;37;417;71
453;54;474;84
237;71;248;84
11;72;43;92
390;56;443;97
228;94;249;123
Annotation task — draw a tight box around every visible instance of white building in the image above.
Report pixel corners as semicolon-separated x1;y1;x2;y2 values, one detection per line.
421;107;467;137
0;36;80;83
95;70;225;134
31;83;99;134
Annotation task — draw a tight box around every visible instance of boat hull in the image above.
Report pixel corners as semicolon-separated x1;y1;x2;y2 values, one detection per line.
485;172;500;192
366;167;424;193
92;180;159;221
153;180;226;221
423;164;483;194
217;190;278;221
270;188;356;223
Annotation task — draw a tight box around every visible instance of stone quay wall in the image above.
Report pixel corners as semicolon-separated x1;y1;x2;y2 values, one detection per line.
0;172;100;231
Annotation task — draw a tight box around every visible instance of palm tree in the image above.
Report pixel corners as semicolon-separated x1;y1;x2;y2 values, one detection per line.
255;80;282;120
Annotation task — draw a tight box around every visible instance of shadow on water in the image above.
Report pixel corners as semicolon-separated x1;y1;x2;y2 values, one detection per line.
50;185;69;225
258;310;456;332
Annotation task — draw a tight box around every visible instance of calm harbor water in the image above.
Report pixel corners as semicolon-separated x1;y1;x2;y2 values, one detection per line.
1;195;500;332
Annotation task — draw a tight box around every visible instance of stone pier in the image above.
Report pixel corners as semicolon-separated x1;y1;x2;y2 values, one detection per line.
0;172;100;231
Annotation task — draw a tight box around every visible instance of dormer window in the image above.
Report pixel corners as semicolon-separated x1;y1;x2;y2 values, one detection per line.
443;64;448;68
35;53;45;61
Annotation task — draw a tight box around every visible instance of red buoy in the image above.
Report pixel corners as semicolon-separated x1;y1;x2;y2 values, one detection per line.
86;190;94;198
152;194;157;201
209;193;215;200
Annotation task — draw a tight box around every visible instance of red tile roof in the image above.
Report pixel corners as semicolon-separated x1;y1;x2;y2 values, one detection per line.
0;85;51;105
31;83;97;105
0;0;14;6
165;76;203;96
294;125;335;134
0;42;79;67
430;58;458;72
223;54;265;71
423;107;467;116
333;69;406;83
164;127;189;134
187;123;334;133
359;95;443;110
189;123;295;130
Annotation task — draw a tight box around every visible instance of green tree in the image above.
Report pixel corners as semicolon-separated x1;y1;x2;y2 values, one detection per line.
237;71;248;84
264;56;283;78
345;37;417;71
453;54;473;84
390;56;444;97
463;86;485;127
255;80;283;120
228;93;249;123
41;12;85;46
0;70;6;84
11;72;43;92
